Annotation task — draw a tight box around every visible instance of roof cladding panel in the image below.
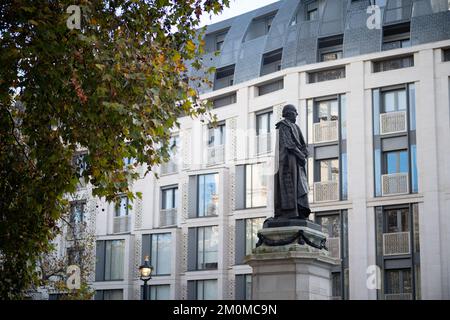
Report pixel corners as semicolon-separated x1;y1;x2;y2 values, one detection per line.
319;0;347;37
193;0;450;94
411;0;450;45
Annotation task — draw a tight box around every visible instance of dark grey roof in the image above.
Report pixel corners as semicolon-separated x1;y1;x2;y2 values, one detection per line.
192;0;450;94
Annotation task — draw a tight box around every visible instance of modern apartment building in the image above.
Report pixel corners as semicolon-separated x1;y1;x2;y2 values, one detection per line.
54;0;450;300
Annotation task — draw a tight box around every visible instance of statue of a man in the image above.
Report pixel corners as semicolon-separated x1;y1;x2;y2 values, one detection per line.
274;104;310;220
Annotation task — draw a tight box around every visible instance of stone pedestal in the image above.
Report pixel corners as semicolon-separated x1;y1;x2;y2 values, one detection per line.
245;226;339;300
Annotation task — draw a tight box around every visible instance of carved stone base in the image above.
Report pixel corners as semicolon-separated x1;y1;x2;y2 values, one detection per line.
245;242;338;300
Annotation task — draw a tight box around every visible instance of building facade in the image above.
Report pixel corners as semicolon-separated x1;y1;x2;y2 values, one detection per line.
58;0;450;300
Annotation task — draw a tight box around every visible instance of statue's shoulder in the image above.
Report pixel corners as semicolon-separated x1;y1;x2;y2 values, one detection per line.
275;119;289;129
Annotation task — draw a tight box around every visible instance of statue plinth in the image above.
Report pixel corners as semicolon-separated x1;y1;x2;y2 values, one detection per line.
246;221;339;300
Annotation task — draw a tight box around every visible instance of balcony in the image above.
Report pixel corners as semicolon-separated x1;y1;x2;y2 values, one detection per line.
160;160;178;176
207;145;225;165
313;120;339;144
314;181;339;202
381;173;409;196
380;111;407;135
159;208;177;227
256;133;273;155
327;237;340;259
383;231;410;256
113;215;131;233
384;293;412;300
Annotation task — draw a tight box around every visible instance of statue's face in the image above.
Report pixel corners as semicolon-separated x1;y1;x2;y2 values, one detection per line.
285;110;297;123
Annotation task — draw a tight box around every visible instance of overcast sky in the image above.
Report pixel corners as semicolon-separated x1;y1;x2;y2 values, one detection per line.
199;0;280;27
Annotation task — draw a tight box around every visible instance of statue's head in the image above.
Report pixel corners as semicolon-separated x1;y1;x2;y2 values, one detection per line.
282;104;297;123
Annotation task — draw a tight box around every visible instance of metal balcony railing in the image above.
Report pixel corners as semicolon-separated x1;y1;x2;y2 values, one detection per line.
383;231;411;256
159;208;177;227
207;145;225;165
380;111;407;135
256;133;273;155
113;215;131;233
313;120;339;144
384;293;412;300
314;181;339;202
381;173;409;196
327;237;341;259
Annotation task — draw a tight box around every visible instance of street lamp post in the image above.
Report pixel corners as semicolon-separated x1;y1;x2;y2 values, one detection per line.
139;256;153;300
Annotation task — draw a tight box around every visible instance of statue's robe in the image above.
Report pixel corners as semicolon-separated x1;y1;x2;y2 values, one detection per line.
274;119;310;219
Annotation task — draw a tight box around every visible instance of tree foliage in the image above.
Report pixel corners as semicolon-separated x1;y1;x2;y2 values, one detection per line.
0;0;228;299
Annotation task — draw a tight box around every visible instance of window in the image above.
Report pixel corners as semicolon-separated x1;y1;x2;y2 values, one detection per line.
316;99;339;122
49;293;68;300
67;247;82;266
316;214;340;238
70;201;86;224
142;284;170;300
257;79;284;96
256;110;274;154
197;173;219;217
244;12;277;41
308;67;346;83
189;279;218;300
443;48;450;62
95;289;123;300
115;196;129;217
205;28;230;53
245;218;264;255
261;49;282;76
95;240;125;281
306;1;318;21
211;92;237;108
382;88;407;113
208;123;225;148
235;274;252;300
150;233;171;275
382;22;411;51
245;163;268;208
385;269;412;296
215;32;227;51
373;55;414;72
214;65;235;90
385;208;410;233
384;150;408;174
161;186;177;211
72;152;88;186
197;226;219;270
318;158;339;182
318;35;343;62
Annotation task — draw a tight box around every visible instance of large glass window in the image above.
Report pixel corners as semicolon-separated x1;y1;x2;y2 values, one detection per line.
197;226;219;270
195;279;217;300
318;158;339;182
208;123;225;147
143;284;170;300
256;111;273;136
151;233;171;275
161;186;178;210
245;163;268;208
115;196;129;217
382;89;406;113
197;174;219;217
103;240;125;281
385;269;412;295
256;110;274;154
245;218;264;255
70;201;86;224
95;289;123;300
316;99;338;122
385;208;410;233
384;150;408;174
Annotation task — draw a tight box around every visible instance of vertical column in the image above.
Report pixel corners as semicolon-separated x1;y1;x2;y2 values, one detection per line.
346;60;370;299
415;49;443;299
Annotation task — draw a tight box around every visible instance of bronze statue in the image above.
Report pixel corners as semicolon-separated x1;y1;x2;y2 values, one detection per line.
274;104;310;220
